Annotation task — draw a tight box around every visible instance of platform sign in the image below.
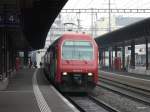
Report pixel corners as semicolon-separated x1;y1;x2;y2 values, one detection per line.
0;13;20;27
6;13;20;27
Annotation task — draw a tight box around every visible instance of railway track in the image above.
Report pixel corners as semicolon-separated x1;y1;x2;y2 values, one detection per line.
98;77;150;106
65;95;120;112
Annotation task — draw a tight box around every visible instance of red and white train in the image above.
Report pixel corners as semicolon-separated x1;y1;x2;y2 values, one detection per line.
43;33;99;92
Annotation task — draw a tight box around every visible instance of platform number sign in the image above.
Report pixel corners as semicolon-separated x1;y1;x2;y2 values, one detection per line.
8;15;14;22
6;13;19;26
0;13;19;27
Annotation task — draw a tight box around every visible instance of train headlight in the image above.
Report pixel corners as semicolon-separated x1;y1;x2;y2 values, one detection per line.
88;73;93;76
63;72;67;75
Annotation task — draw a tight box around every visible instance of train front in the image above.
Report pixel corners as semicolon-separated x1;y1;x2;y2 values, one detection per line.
57;36;98;92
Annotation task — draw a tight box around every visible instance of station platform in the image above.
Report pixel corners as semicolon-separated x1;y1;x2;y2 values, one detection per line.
99;69;150;91
99;69;150;80
0;69;79;112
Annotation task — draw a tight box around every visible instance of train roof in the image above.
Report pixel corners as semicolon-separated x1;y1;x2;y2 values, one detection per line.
61;32;93;40
46;32;95;52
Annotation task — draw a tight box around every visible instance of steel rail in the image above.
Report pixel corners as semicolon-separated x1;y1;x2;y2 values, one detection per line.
89;95;120;112
65;95;119;112
98;77;150;106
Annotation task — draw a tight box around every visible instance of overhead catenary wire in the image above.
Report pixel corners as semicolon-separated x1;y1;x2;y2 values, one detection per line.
48;0;150;45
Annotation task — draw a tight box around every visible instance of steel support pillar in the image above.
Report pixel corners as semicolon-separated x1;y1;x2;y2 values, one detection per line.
24;49;28;66
9;40;11;72
111;48;113;69
3;4;7;78
8;37;12;73
11;45;15;71
2;34;4;79
3;32;7;78
13;49;17;71
99;48;102;64
5;35;8;77
131;41;135;68
115;46;117;57
0;30;2;79
1;31;7;79
99;48;103;70
146;38;149;70
103;49;105;69
109;48;112;70
122;43;125;71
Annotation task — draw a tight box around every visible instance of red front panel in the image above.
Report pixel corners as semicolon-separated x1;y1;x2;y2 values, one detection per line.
54;33;99;84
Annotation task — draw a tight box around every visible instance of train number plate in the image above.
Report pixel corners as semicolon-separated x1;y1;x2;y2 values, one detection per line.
73;74;81;77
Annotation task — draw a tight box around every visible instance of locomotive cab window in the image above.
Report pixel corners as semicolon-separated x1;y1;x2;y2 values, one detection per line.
62;41;93;60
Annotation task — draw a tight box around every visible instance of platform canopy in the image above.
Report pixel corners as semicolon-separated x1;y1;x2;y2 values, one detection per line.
95;18;150;47
0;0;68;50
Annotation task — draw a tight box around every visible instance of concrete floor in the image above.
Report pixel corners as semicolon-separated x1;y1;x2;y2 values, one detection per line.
0;69;78;112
